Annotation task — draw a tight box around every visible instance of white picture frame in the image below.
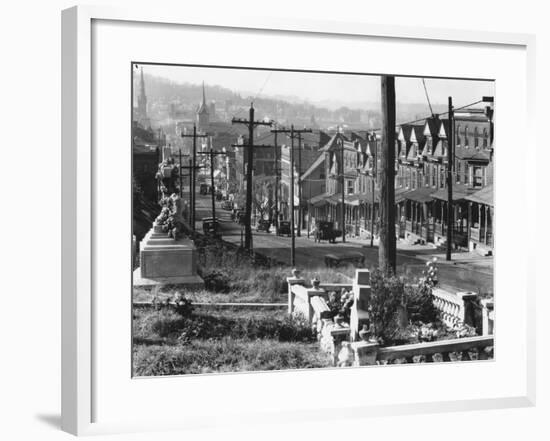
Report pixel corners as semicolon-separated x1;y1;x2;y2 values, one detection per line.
62;5;536;436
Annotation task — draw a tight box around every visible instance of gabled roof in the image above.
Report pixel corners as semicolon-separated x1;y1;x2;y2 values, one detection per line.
423;117;440;138
300;153;325;181
320;132;350;152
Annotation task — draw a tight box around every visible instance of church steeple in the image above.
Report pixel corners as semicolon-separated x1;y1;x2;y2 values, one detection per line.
197;81;209;129
135;66;150;128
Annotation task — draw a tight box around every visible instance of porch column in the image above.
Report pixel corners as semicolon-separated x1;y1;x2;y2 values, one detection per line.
467;202;472;246
484;205;488;244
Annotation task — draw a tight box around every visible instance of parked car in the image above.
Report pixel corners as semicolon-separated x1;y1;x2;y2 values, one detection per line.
222;200;233;211
313;221;342;243
277;221;291;236
202;217;221;237
256;219;271;233
324;251;365;268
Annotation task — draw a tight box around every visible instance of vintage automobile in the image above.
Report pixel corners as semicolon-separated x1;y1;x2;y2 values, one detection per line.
202;217;222;237
277;221;291;236
324;251;365;268
256;219;271;233
313;221;342;243
221;200;233;211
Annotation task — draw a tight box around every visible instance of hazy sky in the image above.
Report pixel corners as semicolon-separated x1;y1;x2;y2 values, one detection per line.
140;64;494;110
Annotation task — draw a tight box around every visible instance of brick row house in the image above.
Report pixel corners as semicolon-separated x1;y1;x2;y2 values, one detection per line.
301;102;494;255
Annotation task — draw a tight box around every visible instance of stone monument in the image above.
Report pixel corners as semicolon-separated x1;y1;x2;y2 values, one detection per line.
133;196;203;287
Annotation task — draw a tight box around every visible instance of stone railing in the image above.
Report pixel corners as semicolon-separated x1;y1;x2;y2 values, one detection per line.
346;335;494;366
431;288;478;328
287;269;495;367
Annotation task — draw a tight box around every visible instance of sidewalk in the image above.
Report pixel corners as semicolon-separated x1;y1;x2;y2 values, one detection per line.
307;228;493;269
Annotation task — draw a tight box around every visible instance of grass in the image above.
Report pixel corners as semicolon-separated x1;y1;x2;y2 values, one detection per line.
134;339;333;376
132;305;332;375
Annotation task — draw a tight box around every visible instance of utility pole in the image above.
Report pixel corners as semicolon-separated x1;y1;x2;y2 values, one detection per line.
179;158;204;229
339;135;346;243
178;149;183;198
271;126;312;265
273;129;280;235
371;132;377;248
446;97;454;261
181;124;208;233
197;139;227;224
232;104;273;252
379;75;397;273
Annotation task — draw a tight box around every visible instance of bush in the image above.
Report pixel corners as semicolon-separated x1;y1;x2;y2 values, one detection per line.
405;283;438;323
202;271;231;293
368;269;406;345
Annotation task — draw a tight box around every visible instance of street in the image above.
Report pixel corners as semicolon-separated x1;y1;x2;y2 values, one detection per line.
190;190;493;295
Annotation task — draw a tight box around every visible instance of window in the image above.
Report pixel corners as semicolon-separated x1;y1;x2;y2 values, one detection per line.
431;165;436;187
456;125;461;146
464;126;469;147
456;161;461;183
474;127;479;148
473;167;484;188
483;128;488;148
347;180;354;195
412;171;417;189
439;167;445;188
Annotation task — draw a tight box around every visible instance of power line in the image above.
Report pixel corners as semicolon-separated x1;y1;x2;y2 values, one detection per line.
422;78;434;117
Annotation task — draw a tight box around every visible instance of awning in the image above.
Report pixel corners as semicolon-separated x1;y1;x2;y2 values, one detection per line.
465;184;494;206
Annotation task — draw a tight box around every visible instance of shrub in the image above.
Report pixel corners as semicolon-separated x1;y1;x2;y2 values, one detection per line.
368;269;406;345
405;283;438;323
202;271;231;293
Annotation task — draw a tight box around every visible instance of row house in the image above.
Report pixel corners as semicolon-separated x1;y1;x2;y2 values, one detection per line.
395;108;493;254
303;104;494;254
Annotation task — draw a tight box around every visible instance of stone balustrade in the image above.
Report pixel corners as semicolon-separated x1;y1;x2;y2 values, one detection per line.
371;335;494;365
432;288;478;328
287;269;494;367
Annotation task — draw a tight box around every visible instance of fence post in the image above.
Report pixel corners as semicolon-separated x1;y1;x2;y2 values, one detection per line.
480;298;494;335
456;292;479;327
350;269;371;341
286;269;305;315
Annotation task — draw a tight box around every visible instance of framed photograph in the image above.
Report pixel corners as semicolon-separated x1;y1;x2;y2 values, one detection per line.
62;5;536;436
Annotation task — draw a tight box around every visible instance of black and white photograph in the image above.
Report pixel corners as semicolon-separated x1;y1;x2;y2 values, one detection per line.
131;63;495;376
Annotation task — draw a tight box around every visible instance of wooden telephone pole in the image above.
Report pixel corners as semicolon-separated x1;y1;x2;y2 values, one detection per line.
181;124;208;232
197;139;227;224
446;96;454;261
271;126;312;266
232;104;274;252
379;76;397;273
178;156;204;229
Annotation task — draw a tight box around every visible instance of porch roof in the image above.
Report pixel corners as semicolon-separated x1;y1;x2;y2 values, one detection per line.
402;186;437;203
465;184;494;206
431;184;476;202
